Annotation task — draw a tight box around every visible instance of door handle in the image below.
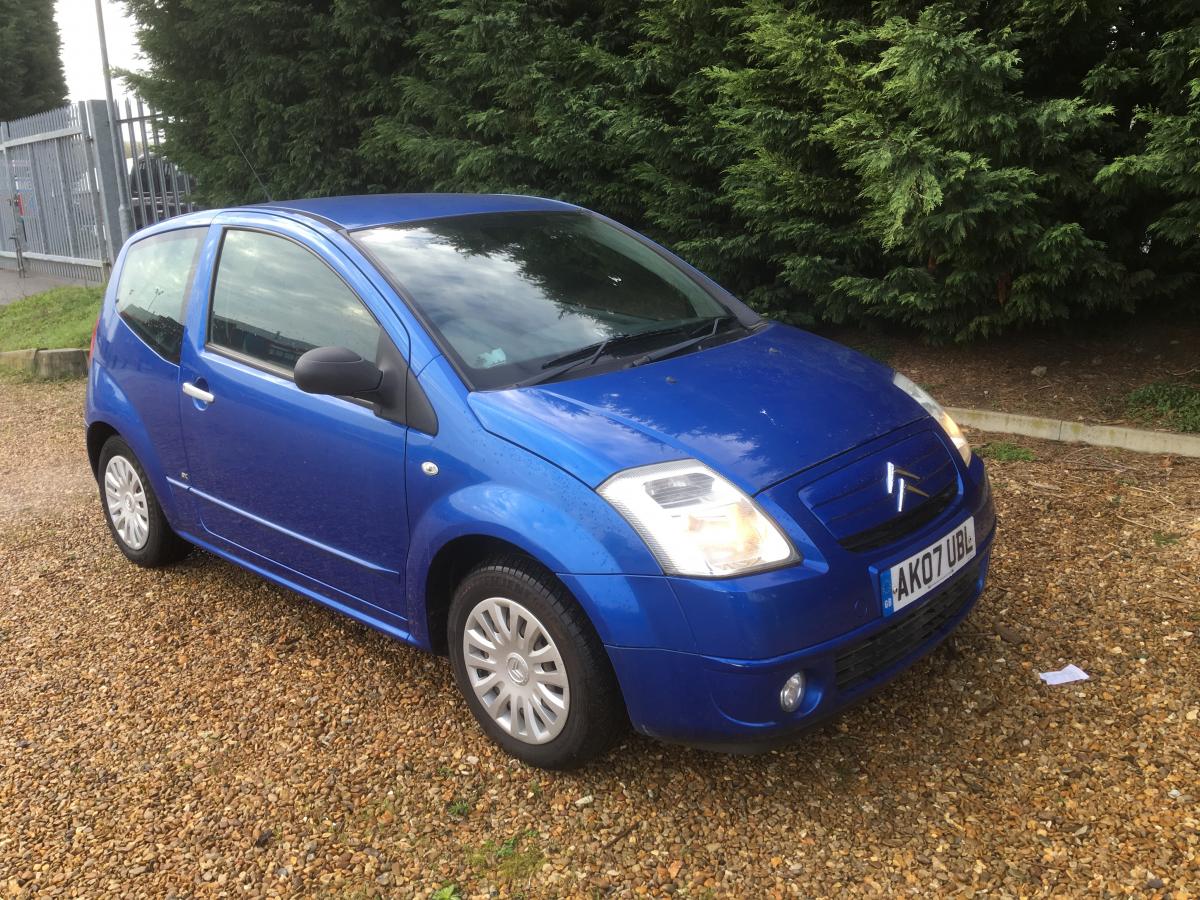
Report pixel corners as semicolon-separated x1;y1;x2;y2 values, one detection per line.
182;382;215;404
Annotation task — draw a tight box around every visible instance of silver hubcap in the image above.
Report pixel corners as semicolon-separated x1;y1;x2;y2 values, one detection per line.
104;455;150;550
462;596;570;745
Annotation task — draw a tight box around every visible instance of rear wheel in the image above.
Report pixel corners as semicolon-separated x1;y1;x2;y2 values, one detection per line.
98;436;190;567
448;555;625;769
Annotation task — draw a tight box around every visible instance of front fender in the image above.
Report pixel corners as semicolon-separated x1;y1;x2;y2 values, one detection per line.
412;481;647;576
404;429;695;651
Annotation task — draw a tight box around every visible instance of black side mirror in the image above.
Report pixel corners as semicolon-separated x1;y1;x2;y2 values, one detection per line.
294;346;383;397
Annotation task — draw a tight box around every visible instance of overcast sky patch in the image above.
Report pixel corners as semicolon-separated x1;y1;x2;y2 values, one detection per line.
55;0;144;102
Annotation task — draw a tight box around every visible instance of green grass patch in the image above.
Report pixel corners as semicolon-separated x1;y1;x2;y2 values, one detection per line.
1126;381;1200;433
1152;531;1182;546
468;829;543;882
978;441;1036;462
0;366;40;385
0;286;104;352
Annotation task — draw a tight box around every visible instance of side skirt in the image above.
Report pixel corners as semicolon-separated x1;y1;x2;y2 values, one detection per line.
176;528;430;652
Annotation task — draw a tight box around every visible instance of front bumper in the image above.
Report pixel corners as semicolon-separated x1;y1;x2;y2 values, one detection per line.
598;473;997;749
606;546;990;749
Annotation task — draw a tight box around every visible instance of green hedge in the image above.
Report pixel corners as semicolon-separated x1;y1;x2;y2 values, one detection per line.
0;0;68;121
124;0;1199;339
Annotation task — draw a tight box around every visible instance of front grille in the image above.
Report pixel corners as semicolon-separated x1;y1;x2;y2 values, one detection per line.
835;562;980;692
840;482;957;552
796;428;959;554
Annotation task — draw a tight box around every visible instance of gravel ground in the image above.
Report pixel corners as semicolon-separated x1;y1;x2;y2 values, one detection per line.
0;377;94;524
1;379;1197;898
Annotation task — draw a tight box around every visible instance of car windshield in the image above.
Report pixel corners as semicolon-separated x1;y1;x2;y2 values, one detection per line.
354;211;735;390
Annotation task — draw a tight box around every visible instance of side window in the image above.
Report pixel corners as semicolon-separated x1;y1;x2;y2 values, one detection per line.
208;229;381;372
114;227;205;362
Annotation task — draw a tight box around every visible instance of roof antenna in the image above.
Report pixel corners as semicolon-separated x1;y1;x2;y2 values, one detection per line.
224;125;273;202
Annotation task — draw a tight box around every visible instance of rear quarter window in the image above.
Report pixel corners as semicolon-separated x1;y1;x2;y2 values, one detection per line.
114;227;206;362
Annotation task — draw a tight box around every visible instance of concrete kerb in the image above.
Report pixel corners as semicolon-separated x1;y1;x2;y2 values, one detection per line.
0;347;88;379
0;348;37;371
949;407;1200;459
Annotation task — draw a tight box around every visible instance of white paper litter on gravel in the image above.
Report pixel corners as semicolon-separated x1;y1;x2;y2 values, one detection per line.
1038;664;1090;685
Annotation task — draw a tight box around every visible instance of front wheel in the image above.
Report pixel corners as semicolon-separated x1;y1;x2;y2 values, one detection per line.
448;556;626;769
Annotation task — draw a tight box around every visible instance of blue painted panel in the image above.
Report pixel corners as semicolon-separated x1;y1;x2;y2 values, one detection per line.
469;324;924;493
176;215;411;615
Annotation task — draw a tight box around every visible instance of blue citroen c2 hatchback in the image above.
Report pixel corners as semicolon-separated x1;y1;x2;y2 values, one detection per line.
86;194;995;769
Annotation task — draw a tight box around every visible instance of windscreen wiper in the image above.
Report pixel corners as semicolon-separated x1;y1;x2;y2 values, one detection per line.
627;315;741;368
514;320;709;388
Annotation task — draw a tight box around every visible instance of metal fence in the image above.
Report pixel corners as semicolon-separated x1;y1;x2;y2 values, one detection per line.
115;97;197;234
0;98;198;283
0;103;110;281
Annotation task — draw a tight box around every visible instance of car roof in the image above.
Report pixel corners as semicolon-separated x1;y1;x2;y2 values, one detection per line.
252;193;581;231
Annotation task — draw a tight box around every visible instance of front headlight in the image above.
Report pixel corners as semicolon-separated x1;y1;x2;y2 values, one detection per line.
598;460;798;577
893;372;972;464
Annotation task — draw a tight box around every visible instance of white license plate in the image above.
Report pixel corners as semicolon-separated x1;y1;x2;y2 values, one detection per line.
881;518;976;616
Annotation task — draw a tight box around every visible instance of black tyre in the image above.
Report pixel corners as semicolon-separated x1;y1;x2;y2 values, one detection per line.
97;436;190;567
448;555;626;769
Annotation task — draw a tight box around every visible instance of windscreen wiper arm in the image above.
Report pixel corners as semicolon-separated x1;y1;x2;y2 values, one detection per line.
514;320;708;388
627;315;740;368
514;340;612;388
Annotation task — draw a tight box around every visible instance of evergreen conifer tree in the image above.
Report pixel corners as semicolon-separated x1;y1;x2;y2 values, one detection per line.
0;0;68;122
123;0;1198;336
1098;11;1200;296
123;0;407;204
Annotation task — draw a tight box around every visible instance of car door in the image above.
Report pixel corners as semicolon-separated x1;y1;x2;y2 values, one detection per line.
177;217;410;619
102;226;208;524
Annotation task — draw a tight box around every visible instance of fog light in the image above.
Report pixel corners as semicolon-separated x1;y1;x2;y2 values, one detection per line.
779;672;806;712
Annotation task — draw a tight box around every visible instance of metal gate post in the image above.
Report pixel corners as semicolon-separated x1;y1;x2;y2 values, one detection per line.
0;120;26;276
79;101;114;272
84;99;129;261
